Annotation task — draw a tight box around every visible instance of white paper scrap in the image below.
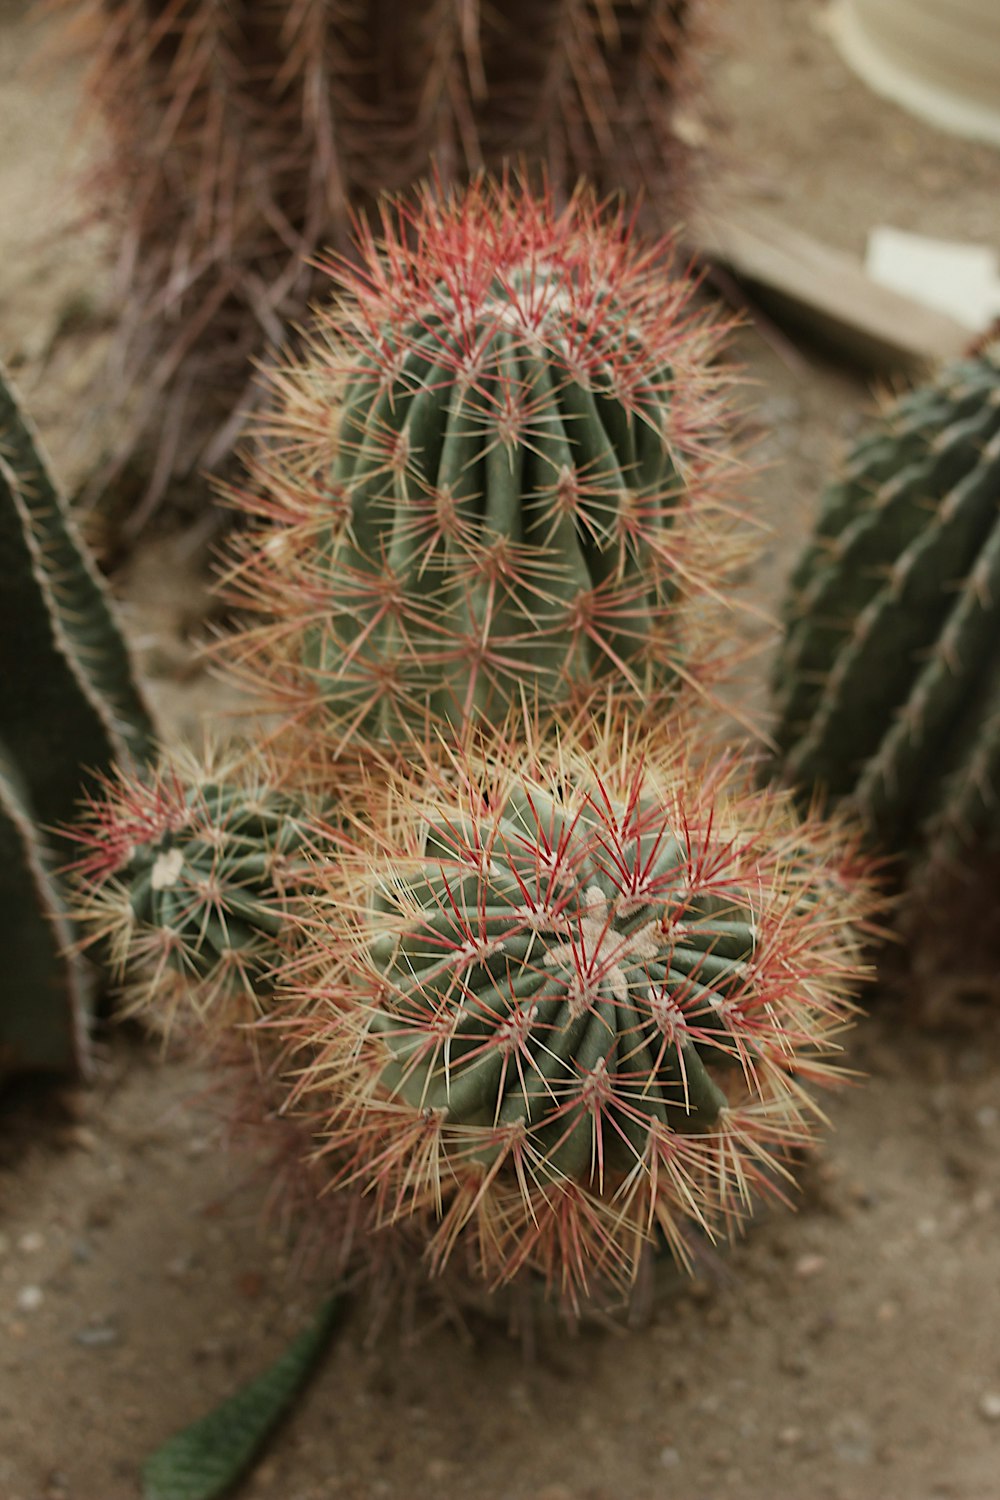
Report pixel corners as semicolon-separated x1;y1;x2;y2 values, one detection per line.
865;227;1000;332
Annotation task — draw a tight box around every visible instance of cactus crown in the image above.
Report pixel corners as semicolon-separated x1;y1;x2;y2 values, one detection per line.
278;722;875;1296
224;178;746;747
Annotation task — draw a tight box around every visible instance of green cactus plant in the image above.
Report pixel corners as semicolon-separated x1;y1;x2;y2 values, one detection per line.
68;751;318;1033
0;363;154;1079
773;345;1000;859
277;718;876;1298
224;177;747;747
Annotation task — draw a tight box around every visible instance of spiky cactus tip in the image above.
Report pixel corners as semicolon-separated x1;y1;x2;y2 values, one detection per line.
67;750;318;1035
222;178;752;751
277;720;878;1301
774;342;1000;863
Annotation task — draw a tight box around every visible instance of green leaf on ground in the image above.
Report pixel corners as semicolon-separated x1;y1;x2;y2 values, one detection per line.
142;1293;344;1500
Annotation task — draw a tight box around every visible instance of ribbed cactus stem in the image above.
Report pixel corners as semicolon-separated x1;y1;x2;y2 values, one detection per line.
1;364;153;1079
774;348;1000;856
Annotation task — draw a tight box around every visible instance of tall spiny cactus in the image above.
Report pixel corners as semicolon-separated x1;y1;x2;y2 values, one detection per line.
222;177;748;747
62;0;709;512
0;364;154;1079
774;344;1000;862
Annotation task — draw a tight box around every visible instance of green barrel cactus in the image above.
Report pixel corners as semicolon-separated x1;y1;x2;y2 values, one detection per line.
225;178;746;746
774;345;1000;858
0;364;154;1080
70;753;316;1031
277;722;875;1297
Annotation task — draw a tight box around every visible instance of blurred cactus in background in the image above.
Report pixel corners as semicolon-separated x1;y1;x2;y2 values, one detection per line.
774;343;1000;867
62;0;712;517
222;177;749;748
0;364;153;1081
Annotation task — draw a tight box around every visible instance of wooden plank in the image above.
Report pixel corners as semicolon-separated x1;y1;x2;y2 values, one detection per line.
688;188;971;371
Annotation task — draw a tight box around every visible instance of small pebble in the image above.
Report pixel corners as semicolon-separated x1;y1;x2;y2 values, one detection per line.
73;1323;120;1348
978;1391;1000;1422
16;1285;43;1312
777;1426;802;1448
659;1446;681;1469
829;1412;874;1466
18;1232;44;1255
794;1254;827;1279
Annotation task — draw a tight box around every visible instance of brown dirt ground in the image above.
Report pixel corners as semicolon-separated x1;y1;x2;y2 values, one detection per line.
2;2;1000;1498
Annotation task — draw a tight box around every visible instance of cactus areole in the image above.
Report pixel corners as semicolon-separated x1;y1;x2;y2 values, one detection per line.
230;181;738;744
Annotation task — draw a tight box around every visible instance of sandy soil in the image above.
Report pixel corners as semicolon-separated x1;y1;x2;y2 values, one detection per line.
2;2;1000;1498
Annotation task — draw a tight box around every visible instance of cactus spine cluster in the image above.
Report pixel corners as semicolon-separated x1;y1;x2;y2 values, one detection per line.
276;723;874;1296
1;364;154;1079
225;179;745;744
774;345;1000;858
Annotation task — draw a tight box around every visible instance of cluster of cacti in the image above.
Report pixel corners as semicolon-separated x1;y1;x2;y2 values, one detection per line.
63;0;709;512
65;180;880;1311
0;364;153;1080
67;749;319;1031
774;343;1000;863
275;725;875;1296
223;178;746;744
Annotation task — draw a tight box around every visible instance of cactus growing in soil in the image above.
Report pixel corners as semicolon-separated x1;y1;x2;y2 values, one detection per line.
224;177;747;747
64;0;709;508
1;364;153;1079
774;344;1000;859
276;719;876;1297
68;751;317;1032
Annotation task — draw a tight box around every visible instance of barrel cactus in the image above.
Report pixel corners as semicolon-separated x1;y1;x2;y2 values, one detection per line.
277;720;876;1297
69;750;316;1033
774;345;1000;859
224;178;747;747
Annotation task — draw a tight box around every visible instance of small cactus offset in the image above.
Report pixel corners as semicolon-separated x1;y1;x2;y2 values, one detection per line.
277;718;877;1298
62;0;708;503
0;364;153;1080
68;750;319;1034
224;177;748;747
774;344;1000;859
